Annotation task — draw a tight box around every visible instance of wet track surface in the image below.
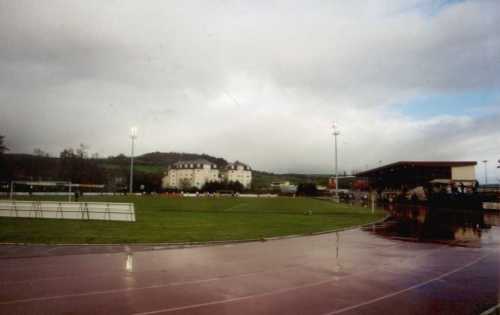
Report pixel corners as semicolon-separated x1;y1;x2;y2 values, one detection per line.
1;207;499;315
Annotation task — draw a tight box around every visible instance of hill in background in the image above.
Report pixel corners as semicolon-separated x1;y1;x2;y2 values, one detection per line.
1;151;330;190
135;152;228;168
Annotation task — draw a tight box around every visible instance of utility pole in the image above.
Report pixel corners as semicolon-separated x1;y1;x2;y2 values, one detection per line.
332;123;340;202
129;127;138;194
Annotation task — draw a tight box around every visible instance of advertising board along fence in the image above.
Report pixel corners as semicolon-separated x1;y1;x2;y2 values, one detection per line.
0;200;135;222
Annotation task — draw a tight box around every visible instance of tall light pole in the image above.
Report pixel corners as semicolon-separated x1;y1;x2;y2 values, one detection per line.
129;127;138;194
332;123;340;202
482;160;488;185
497;159;500;183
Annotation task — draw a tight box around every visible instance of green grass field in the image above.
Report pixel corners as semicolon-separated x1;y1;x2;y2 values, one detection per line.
0;196;384;244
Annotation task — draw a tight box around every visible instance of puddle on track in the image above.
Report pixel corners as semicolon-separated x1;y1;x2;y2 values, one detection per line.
363;204;500;248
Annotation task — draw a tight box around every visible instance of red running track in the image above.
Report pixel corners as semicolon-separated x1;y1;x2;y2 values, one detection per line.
0;226;499;315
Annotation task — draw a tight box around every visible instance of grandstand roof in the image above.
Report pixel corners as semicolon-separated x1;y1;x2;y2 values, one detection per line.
356;161;477;177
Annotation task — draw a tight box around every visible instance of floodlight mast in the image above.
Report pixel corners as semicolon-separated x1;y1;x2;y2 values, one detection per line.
497;159;500;183
482;160;488;185
129;127;138;194
332;123;340;202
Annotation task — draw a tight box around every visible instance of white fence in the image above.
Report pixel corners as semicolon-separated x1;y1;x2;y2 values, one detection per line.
0;200;135;222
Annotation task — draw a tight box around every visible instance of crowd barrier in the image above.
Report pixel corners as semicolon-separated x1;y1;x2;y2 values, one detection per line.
0;200;135;222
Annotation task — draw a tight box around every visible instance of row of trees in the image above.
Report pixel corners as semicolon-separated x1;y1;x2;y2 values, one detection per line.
0;137;106;185
0;135;165;192
0;135;8;181
0;135;7;155
180;181;325;195
296;183;320;196
0;134;354;195
59;144;105;184
200;181;245;193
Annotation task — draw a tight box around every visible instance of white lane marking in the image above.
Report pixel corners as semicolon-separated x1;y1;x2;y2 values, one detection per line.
0;241;427;285
222;203;247;212
481;303;500;315
0;240;468;308
0;275;236;305
131;253;491;315
0;261;370;305
0;240;453;304
321;253;491;315
133;277;340;315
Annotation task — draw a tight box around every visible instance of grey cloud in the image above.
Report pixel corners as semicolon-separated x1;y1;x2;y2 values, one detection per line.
0;0;499;177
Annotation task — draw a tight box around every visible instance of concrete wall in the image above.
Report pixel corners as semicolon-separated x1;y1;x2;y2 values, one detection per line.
451;165;476;181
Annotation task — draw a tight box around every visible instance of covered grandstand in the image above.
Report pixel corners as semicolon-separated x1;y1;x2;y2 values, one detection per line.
356;161;477;191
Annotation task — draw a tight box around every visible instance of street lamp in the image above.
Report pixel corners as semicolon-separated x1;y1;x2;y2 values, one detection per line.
332;123;340;202
482;160;488;185
129;127;138;194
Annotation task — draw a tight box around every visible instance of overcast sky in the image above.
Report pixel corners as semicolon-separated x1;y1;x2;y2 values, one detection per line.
1;0;499;180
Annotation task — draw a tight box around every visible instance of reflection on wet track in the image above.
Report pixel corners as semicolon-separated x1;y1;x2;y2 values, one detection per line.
365;205;500;248
0;206;499;315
